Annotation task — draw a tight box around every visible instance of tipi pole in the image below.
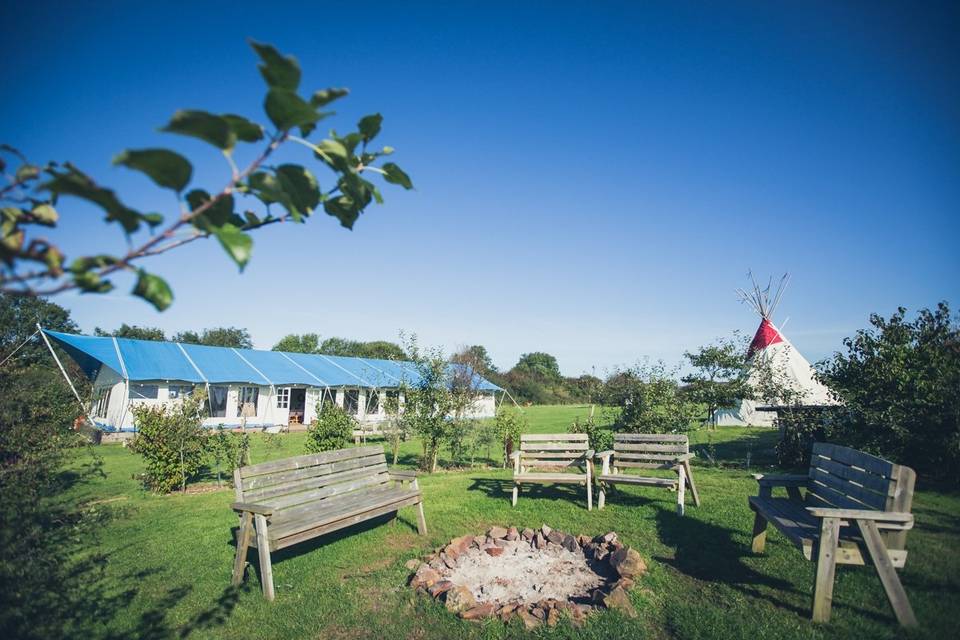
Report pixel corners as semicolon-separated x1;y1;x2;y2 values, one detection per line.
37;323;96;428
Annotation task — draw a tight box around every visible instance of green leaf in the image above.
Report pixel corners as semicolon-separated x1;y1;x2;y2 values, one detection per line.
161;110;235;150
213;223;253;270
133;270;173;311
41;165;146;233
222;114;264;143
74;271;114;294
323;195;360;229
30;204;58;225
113;148;193;192
275;164;320;215
264;89;321;132
186;190;234;229
15;164;40;182
357;114;383;143
310;87;349;108
68;254;117;273
381;146;394;155
381;162;413;189
142;212;164;227
249;41;301;91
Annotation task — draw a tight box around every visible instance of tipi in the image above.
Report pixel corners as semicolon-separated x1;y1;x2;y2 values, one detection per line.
713;274;837;427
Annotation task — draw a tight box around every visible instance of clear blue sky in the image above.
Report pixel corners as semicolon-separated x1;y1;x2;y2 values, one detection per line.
3;1;957;375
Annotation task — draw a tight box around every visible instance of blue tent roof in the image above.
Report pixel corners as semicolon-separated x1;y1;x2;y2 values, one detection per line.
43;330;502;391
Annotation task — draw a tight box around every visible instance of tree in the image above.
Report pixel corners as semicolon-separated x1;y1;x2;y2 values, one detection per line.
818;303;960;482
194;326;252;349
611;361;698;434
129;391;209;493
94;324;166;341
170;330;201;344
359;340;405;360
1;41;413;309
514;351;561;380
452;345;497;375
272;332;321;353
682;335;751;429
0;292;78;367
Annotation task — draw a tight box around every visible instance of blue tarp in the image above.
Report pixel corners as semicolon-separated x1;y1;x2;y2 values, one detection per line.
43;330;502;391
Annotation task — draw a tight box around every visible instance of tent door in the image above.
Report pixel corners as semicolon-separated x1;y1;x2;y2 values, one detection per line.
289;388;306;424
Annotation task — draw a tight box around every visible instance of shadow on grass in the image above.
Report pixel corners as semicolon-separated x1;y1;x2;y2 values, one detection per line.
690;429;780;468
466;476;593;507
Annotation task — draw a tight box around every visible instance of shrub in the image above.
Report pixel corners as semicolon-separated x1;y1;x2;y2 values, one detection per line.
305;403;355;453
569;413;612;453
493;407;526;467
611;362;698;434
129;392;208;493
209;426;250;486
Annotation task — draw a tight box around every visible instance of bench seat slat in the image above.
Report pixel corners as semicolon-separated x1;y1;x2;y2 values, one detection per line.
520;442;588;451
514;472;587;483
243;454;386;495
615;443;688;453
598;474;676;487
259;468;391;510
520;433;588;442
268;486;421;540
614;433;689;442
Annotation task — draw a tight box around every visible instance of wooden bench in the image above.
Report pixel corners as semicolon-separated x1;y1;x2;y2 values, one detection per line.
749;442;917;626
510;433;594;510
595;434;700;515
231;445;427;600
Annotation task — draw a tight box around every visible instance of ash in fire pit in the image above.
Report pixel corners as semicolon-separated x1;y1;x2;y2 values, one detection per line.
409;525;646;628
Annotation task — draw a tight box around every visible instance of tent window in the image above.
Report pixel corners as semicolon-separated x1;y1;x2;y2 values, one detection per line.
209;386;228;417
321;389;338;409
93;387;112;418
344;389;359;415
130;384;159;400
365;390;379;415
277;387;290;409
168;384;194;399
237;386;259;417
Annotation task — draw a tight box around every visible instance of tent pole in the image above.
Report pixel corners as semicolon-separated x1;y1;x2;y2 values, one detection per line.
37;323;97;428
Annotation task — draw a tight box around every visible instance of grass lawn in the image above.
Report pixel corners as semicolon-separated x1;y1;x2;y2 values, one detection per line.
63;405;959;639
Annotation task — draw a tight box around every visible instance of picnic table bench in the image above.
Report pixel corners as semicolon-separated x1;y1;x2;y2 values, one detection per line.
595;433;700;515
231;445;427;600
510;433;594;510
749;442;917;626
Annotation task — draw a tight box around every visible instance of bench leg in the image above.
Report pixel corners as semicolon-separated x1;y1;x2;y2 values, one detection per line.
586;478;593;511
812;517;840;623
751;511;768;553
683;460;701;507
856;519;917;627
676;465;686;516
232;511;253;585
254;513;275;601
598;483;606;510
414;499;428;535
512;484;519;507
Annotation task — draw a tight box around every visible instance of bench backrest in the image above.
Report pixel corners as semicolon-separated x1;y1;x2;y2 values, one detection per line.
613;433;689;470
519;433;589;468
234;445;389;514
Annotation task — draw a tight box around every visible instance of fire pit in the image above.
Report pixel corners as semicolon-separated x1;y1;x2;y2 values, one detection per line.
409;525;646;628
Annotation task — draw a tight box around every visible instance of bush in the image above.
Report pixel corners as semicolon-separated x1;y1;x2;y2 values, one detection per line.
611;362;698;434
209;426;250;486
129;392;208;493
569;413;612;453
817;303;960;482
493;407;526;467
305;403;354;453
775;407;837;468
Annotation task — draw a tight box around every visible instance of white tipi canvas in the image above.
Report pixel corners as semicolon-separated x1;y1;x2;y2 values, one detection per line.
713;276;837;426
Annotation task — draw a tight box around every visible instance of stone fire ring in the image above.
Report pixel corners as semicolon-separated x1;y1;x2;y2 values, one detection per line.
408;525;646;628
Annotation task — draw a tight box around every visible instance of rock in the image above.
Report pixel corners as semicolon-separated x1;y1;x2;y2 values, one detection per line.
428;580;455;597
541;524;552;537
535;532;547;549
609;547;647;579
612;577;635;591
429;558;445;571
531;605;546;620
547;530;565;545
506;526;520;541
594;547;609;562
547;607;560;626
485;546;504;557
494;537;511;547
577;535;592;547
410;565;441;589
404;559;422;570
562;534;578;552
445;585;476;613
517;608;540;629
603;585;638;617
488;526;509;539
497;602;519;617
521;527;535;540
461;603;496;620
441;553;457;570
472;535;486;548
601;532;618;544
443;545;460;560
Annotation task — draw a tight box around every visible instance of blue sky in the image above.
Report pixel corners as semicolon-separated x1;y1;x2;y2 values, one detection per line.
3;1;957;375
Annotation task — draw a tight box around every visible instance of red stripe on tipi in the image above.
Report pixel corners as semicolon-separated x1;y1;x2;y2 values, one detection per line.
747;318;784;358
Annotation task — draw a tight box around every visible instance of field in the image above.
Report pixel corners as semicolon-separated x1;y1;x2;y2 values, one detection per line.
64;405;959;639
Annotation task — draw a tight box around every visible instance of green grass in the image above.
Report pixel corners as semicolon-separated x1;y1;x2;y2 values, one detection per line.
63;405;959;639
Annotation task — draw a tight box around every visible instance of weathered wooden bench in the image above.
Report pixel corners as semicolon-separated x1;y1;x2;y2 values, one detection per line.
231;445;426;600
749;442;917;626
595;433;700;515
510;433;594;510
